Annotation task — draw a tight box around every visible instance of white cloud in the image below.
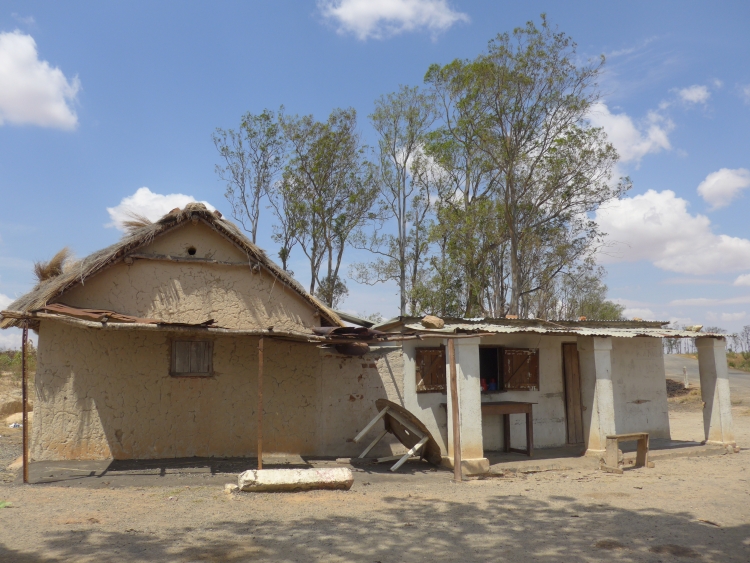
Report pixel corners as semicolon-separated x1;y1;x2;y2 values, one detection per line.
0;293;12;310
734;274;750;287
0;31;80;129
622;307;657;320
318;0;469;40
740;84;750;104
677;84;710;104
588;102;673;165
696;168;750;210
670;295;750;306
596;189;750;275
12;13;36;26
106;187;216;231
720;311;746;322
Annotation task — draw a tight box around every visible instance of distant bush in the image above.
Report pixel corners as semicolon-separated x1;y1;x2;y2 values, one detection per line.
727;351;750;372
0;343;37;380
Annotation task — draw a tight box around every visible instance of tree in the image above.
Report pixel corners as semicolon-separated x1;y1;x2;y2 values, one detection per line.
280;108;379;307
213;108;285;244
423;64;508;317
430;16;628;316
352;86;436;316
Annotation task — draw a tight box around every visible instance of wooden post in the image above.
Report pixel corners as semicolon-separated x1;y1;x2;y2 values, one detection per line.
257;337;264;470
448;338;462;482
21;323;29;484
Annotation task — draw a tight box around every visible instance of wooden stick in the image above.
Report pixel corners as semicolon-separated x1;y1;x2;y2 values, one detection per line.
359;429;388;458
390;436;429;471
353;407;389;443
258;337;264;471
448;338;462;482
127;252;257;268
21;323;28;484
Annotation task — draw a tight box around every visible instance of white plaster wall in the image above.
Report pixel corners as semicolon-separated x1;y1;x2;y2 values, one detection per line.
401;340;449;455
611;337;671;439
400;335;572;454
479;334;572;451
32;320;404;461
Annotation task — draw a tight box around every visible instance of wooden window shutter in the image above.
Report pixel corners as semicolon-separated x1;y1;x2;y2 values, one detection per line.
416;346;446;392
172;340;213;376
502;348;539;391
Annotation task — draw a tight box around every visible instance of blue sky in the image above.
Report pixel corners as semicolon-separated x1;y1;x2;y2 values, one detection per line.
1;1;750;347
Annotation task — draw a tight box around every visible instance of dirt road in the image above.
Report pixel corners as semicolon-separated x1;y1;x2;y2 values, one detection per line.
665;353;750;400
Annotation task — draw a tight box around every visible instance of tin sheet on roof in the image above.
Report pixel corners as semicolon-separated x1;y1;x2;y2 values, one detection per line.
401;322;721;339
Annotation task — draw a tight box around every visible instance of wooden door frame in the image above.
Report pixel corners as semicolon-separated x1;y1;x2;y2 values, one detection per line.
562;342;584;444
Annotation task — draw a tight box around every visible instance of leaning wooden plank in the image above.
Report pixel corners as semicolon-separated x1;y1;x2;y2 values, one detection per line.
390;436;429;472
238;468;353;492
353;407;390;443
359;429;389;458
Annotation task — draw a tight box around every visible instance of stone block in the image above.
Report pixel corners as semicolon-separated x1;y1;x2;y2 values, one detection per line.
238;468;354;492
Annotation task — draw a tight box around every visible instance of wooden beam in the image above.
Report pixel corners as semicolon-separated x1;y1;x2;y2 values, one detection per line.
127;252;256;268
448;338;462;482
21;323;28;484
258;337;264;470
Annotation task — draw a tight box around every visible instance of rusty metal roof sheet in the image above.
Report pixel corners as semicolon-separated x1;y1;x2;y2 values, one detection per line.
400;322;722;339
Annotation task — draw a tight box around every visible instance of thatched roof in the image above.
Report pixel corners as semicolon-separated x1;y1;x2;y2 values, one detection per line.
0;203;342;329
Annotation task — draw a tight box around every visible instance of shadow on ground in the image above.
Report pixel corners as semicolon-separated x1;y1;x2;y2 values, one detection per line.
1;491;748;562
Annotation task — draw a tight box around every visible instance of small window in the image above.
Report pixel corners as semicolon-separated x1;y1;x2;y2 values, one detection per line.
415;346;446;393
171;340;213;376
502;348;539;391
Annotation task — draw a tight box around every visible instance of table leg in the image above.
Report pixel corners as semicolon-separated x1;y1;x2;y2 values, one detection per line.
503;414;510;452
526;411;534;457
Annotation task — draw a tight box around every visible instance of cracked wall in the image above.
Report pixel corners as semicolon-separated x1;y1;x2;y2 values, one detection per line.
32;321;406;461
60;222;320;333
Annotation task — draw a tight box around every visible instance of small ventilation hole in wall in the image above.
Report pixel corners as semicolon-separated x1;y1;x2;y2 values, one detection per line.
187;246;197;256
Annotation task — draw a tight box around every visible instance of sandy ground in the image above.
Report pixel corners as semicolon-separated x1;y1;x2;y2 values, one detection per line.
0;355;748;562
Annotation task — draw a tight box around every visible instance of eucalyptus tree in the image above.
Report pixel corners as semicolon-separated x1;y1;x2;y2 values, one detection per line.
213;108;285;244
351;86;436;316
423;63;507;317
470;16;628;315
280;108;379;307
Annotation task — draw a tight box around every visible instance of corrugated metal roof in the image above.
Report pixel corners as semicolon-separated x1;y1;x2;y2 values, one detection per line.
400;322;722;339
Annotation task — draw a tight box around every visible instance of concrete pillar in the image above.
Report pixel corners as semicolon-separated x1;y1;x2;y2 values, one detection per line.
696;337;735;447
445;337;489;475
577;337;616;455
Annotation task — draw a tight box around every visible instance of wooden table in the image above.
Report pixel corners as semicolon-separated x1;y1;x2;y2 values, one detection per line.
482;401;536;457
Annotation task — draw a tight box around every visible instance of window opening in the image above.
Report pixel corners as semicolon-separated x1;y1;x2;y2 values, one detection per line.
171;340;213;376
415;346;446;392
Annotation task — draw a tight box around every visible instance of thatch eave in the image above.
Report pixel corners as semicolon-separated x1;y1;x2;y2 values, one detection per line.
0;203;342;329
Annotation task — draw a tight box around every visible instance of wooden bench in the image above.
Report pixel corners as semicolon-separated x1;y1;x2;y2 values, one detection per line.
481;402;536;457
601;432;654;474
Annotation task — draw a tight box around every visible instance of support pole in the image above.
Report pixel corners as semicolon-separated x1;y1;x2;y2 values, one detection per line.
21;323;29;484
448;338;462;482
257;337;264;470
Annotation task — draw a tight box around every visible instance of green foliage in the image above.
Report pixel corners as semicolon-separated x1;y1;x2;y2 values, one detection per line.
0;341;37;380
0;501;12;509
280;108;380;306
213;107;286;244
420;15;628;317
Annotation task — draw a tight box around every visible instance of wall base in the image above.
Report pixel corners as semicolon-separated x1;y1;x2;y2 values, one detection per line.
441;456;490;476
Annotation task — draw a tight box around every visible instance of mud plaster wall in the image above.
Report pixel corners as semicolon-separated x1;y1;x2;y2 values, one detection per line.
611;337;670;439
32;321;406;461
59;222;320;333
